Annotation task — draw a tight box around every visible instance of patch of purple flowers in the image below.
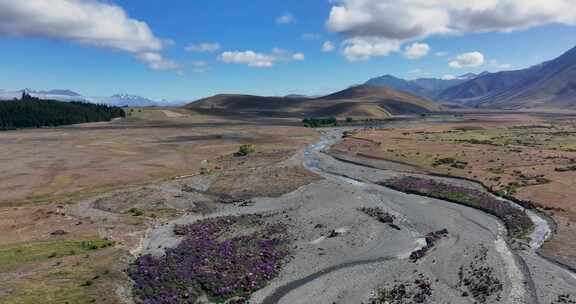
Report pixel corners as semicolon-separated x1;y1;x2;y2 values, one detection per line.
381;177;534;239
128;216;289;304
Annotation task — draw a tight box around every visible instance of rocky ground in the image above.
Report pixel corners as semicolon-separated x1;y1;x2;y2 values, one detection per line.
136;124;576;304
4;114;573;303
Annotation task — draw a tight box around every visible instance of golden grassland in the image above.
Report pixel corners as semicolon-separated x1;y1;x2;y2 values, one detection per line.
0;108;319;303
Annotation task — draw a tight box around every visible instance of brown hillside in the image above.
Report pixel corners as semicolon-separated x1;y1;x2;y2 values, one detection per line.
186;85;439;119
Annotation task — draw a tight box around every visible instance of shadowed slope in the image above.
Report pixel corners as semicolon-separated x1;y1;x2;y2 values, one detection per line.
187;85;439;119
439;46;576;109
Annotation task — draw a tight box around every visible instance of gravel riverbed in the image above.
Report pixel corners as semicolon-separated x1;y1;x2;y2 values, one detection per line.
138;123;576;304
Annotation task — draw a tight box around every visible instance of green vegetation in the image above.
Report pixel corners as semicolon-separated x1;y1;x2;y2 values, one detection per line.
0;92;125;130
236;144;256;156
3;279;95;304
302;117;337;128
2;252;122;304
371;289;392;303
0;238;114;271
422;127;576;152
457;138;496;145
125;207;181;219
127;207;145;217
432;157;468;169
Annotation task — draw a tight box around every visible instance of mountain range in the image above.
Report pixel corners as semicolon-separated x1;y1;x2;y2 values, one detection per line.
440;46;576;109
0;89;185;107
365;73;481;100
5;45;576;113
366;46;576;110
187;46;576;119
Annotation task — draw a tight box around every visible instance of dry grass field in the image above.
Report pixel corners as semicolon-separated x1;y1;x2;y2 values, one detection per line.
0;108;316;206
331;113;576;269
0;108;318;303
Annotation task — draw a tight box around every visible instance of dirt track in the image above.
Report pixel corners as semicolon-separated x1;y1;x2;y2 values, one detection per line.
139;123;576;304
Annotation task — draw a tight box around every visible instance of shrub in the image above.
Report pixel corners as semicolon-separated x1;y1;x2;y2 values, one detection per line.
81;280;93;287
128;208;144;217
236;144;256;157
432;157;468;169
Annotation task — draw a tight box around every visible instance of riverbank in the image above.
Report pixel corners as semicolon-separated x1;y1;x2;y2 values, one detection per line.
137;121;576;303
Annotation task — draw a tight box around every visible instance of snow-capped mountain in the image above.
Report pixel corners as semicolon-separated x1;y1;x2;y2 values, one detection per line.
0;89;185;107
0;89;89;102
93;94;158;107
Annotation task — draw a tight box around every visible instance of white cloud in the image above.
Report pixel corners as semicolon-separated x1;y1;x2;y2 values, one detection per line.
218;48;304;68
490;59;513;69
276;13;296;25
219;51;275;68
403;42;429;59
0;0;179;71
327;0;576;61
185;42;221;53
322;41;336;52
292;53;305;61
449;52;485;68
328;1;576;38
441;74;458;80
342;37;401;61
136;52;181;71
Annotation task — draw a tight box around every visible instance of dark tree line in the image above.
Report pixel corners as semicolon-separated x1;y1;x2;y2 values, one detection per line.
0;92;125;130
302;117;337;128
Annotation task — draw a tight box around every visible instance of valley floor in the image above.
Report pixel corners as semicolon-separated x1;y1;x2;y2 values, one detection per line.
137;124;576;304
331;112;576;270
1;110;575;303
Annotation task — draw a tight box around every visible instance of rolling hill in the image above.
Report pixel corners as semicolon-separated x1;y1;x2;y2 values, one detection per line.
187;85;440;119
438;46;576;109
317;85;440;114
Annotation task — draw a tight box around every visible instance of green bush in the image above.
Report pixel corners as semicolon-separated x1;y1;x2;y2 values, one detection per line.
236;144;256;156
128;208;144;217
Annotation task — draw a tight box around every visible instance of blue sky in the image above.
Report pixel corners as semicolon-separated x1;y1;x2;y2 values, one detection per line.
0;0;576;100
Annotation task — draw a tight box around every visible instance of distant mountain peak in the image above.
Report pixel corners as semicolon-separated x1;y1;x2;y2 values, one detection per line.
19;88;82;96
458;73;479;80
365;74;470;99
438;45;576;109
1;88;184;107
38;89;82;96
111;93;145;99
